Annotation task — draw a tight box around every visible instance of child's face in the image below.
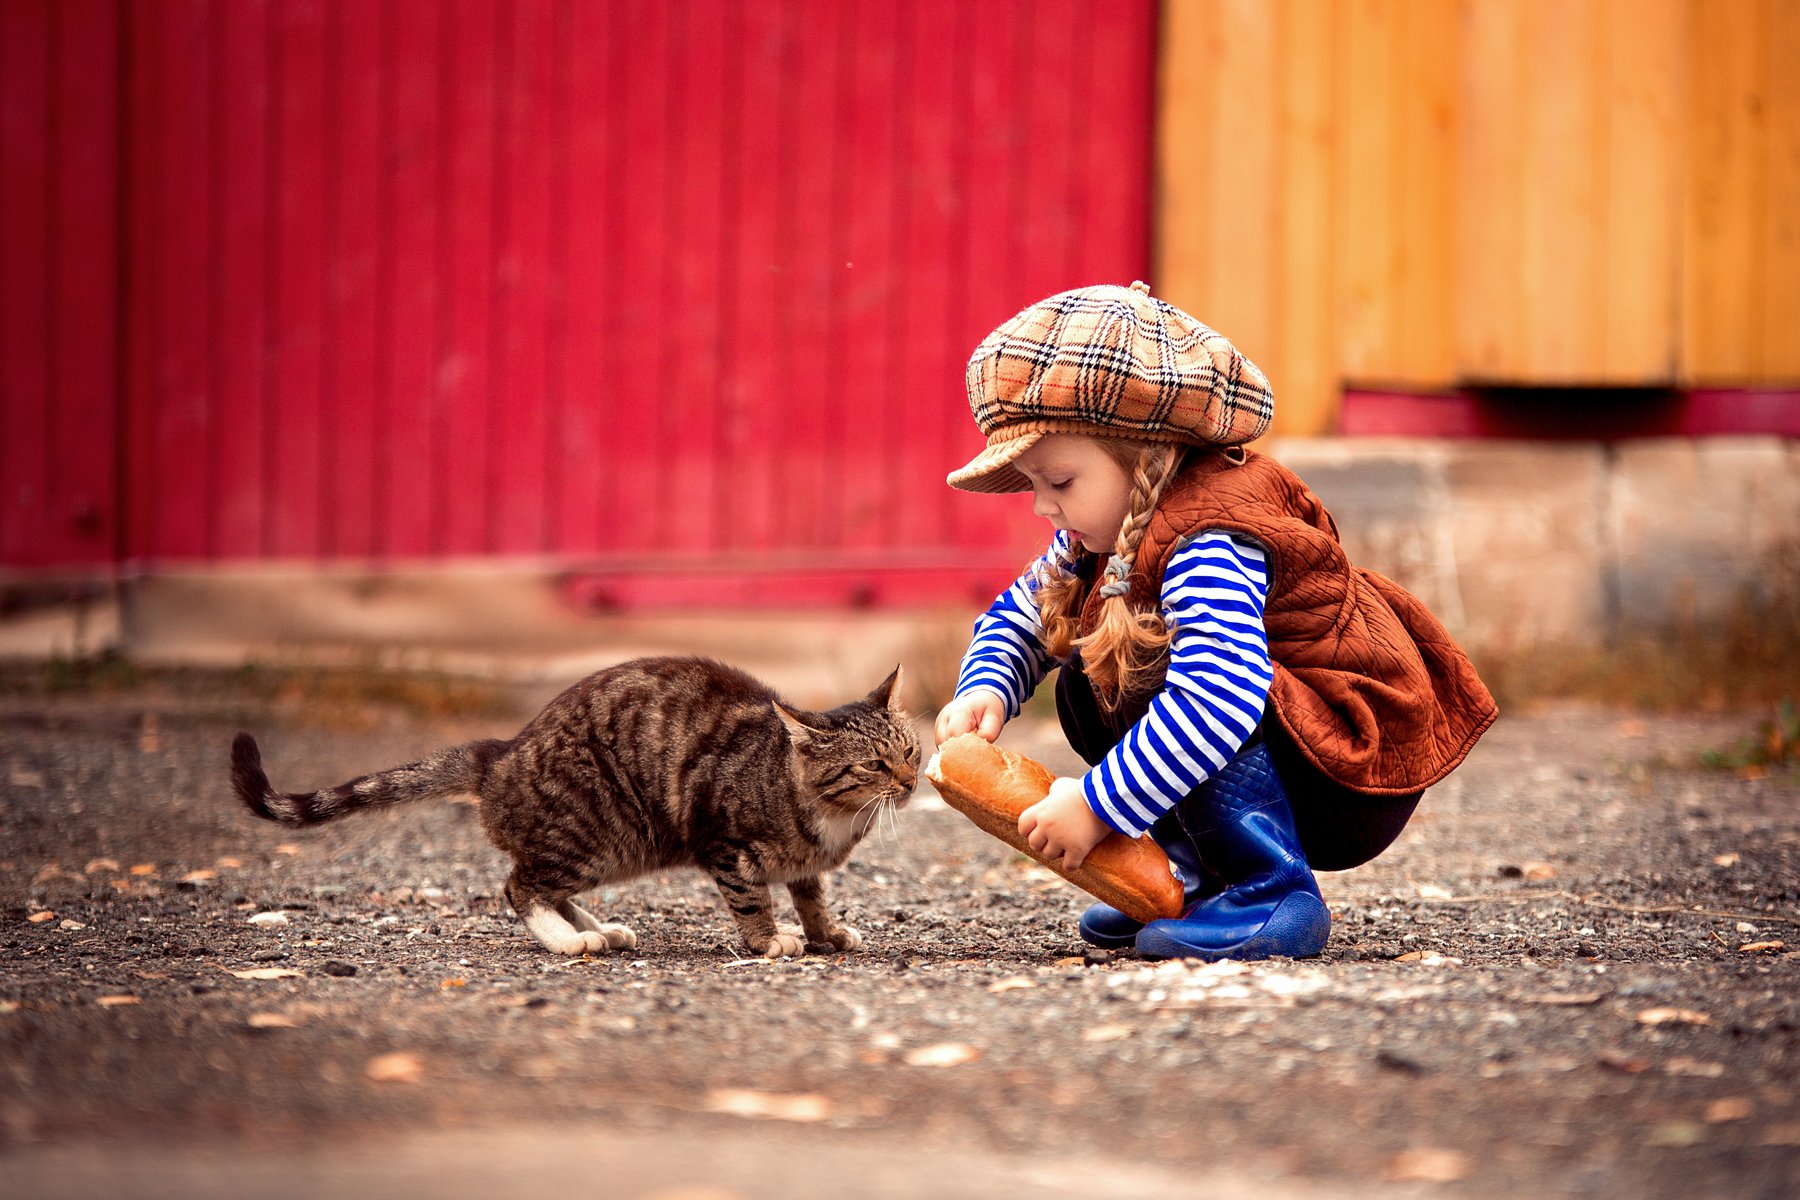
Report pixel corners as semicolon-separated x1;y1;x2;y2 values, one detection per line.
1011;434;1135;553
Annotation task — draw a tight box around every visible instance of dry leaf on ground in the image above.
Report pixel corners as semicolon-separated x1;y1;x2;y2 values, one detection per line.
247;1013;300;1029
1384;1147;1472;1182
1082;1024;1134;1043
902;1043;980;1068
1738;941;1785;954
986;977;1035;994
1705;1097;1754;1123
224;966;304;980
27;911;55;924
701;1089;833;1123
364;1052;425;1083
95;994;140;1007
1637;1007;1711;1027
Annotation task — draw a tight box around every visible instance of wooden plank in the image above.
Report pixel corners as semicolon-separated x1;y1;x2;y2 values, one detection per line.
833;0;903;554
549;0;602;555
889;0;963;552
1455;0;1523;381
1393;0;1457;386
773;0;846;554
1682;0;1761;381
606;0;672;557
436;0;499;554
1208;0;1279;373
1272;0;1338;435
659;0;727;556
378;0;443;558
213;0;272;559
717;0;794;558
323;0;384;558
1760;0;1800;379
489;0;556;555
1156;0;1214;311
949;0;1028;554
1334;0;1397;382
150;0;215;560
1602;0;1682;381
1518;0;1603;382
49;0;121;565
0;0;52;565
267;0;328;558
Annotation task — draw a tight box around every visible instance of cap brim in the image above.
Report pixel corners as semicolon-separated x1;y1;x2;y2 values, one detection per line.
946;431;1044;493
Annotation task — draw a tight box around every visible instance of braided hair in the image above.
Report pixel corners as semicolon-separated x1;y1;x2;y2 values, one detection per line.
1032;438;1187;709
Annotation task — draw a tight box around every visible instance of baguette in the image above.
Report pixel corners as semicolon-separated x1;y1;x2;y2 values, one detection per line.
925;733;1184;924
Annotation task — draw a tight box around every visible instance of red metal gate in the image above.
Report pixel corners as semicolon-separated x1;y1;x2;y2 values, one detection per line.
2;0;1156;608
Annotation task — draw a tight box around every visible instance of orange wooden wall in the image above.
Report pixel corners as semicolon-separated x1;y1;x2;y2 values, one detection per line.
1156;0;1800;435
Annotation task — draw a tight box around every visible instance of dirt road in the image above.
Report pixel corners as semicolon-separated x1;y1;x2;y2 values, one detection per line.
2;670;1796;1198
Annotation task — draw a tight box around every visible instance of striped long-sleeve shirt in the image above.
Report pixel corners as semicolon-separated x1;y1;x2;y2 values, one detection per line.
953;529;1274;838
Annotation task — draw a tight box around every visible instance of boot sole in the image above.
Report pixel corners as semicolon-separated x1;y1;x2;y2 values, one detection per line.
1134;892;1331;962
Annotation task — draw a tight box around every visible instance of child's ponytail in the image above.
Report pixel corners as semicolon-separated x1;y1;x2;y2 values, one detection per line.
1033;440;1185;709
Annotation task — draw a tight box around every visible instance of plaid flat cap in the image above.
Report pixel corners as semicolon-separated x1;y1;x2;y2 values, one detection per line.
947;281;1274;494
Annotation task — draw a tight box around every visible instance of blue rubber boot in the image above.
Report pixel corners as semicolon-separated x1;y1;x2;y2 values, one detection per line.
1134;743;1331;961
1078;812;1218;949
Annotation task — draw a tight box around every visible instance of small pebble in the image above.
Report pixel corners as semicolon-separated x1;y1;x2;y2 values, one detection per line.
248;912;289;927
250;949;289;963
322;961;358;977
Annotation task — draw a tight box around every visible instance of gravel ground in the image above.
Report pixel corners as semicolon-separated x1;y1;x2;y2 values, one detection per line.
1;669;1796;1199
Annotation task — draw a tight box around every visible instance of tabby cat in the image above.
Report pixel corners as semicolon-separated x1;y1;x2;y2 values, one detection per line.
230;656;920;959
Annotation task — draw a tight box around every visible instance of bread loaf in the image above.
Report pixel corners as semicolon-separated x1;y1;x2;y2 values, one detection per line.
925;733;1184;924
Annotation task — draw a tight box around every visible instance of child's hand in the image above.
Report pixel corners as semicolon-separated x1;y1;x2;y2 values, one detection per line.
1018;777;1111;870
934;691;1006;746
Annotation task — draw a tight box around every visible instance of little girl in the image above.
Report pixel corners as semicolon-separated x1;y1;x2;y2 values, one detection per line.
937;282;1498;961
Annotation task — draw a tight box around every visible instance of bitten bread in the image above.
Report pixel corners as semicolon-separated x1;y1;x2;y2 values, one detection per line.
925;733;1184;924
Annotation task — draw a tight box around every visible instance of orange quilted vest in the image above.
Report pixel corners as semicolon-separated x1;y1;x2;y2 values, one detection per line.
1077;447;1499;795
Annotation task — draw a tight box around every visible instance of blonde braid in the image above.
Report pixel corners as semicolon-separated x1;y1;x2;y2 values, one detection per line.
1075;445;1182;707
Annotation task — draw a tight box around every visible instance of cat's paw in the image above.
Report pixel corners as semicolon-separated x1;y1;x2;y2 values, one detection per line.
820;925;862;952
760;927;808;959
556;930;618;956
592;923;636;951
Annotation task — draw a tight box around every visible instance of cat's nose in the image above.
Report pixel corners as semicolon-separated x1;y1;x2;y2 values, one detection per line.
894;765;917;791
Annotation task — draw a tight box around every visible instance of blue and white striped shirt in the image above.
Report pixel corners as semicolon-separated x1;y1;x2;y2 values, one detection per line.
954;529;1274;838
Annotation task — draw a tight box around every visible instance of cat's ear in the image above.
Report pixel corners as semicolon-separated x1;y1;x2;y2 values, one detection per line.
773;702;821;748
869;664;905;713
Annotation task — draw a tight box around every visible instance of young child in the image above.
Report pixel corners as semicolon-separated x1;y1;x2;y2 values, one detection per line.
937;281;1498;961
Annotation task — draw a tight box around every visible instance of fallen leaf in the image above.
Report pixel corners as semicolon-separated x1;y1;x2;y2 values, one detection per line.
84;858;122;875
182;869;217;884
1384;1148;1471;1183
702;1088;833;1123
1705;1097;1753;1123
1663;1057;1724;1077
32;862;77;885
1082;1024;1134;1043
986;977;1036;994
215;856;243;869
1712;853;1740;868
1416;884;1453;900
1738;941;1785;954
902;1043;980;1068
1522;992;1605;1007
247;1013;299;1029
440;978;468;989
129;864;156;877
95;995;140;1007
274;844;301;856
1598;1051;1651;1074
26;911;55;924
225;967;304;980
1637;1007;1711;1027
1052;957;1086;968
1760;1124;1800;1147
364;1052;425;1083
1395;951;1463;966
1647;1121;1707;1147
1521;862;1558;881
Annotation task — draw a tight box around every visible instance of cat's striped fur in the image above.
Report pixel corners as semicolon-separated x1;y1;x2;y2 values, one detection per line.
231;656;920;958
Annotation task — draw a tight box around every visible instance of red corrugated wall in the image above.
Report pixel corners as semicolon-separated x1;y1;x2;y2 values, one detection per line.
1;0;1156;608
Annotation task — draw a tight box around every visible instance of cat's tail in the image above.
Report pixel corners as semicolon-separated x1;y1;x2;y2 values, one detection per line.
230;732;512;826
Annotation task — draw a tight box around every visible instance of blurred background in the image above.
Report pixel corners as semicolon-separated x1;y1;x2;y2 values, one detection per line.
2;0;1796;710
